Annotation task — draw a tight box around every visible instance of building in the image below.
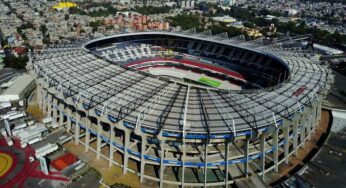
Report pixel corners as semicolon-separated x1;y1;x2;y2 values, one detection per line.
331;109;346;133
16;124;48;143
181;0;195;9
212;16;237;23
302;42;344;55
224;0;236;6
0;74;35;102
52;2;77;11
29;31;334;187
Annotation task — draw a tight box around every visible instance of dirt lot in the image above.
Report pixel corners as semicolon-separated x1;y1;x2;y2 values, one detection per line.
64;140;144;188
26;104;45;122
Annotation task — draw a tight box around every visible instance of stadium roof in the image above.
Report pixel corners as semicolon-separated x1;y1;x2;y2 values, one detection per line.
31;31;334;136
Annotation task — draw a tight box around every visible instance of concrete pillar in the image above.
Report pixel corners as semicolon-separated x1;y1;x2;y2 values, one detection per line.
283;125;290;164
109;125;115;167
260;134;266;180
66;108;72;132
316;97;322;123
59;103;64;126
244;138;249;177
123;130;130;175
224;142;230;188
85;118;91;152
293;121;298;156
300;117;306;148
52;98;58;122
204;143;208;187
74;112;80;145
47;94;52;117
42;89;47;113
41;92;45;110
272;128;279;172
181;141;186;188
140;136;147;183
311;104;317;134
159;140;165;188
96;120;102;160
36;83;43;109
306;114;312;141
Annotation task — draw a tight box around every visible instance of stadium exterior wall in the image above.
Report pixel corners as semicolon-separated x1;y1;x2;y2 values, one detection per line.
30;31;333;187
35;78;323;187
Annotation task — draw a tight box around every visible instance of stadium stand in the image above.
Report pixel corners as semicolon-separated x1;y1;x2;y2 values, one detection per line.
29;31;334;187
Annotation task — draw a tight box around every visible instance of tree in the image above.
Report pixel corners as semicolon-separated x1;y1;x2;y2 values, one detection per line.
243;22;255;28
40;24;48;34
168;13;202;30
3;55;29;69
69;7;86;15
1;39;7;48
90;20;102;32
131;5;170;15
43;33;50;44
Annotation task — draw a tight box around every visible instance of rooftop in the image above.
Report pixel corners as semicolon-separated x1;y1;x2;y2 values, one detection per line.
0;74;35;102
17;124;48;141
1;74;33;96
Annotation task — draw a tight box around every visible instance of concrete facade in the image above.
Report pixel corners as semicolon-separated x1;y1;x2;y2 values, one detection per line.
36;79;324;187
30;31;334;187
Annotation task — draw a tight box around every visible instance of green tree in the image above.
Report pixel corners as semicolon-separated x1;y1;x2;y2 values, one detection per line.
3;55;29;69
40;24;48;34
90;20;102;32
131;5;170;15
168;13;202;30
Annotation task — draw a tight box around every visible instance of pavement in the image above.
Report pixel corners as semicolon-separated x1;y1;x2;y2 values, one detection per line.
63;140;142;188
325;70;346;109
67;168;100;188
23;177;68;188
301;131;346;188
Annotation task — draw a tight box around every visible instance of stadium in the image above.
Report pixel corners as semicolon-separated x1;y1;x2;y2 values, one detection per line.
28;31;334;187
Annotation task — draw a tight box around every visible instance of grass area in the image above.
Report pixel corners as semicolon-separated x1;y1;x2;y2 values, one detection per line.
198;77;221;87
